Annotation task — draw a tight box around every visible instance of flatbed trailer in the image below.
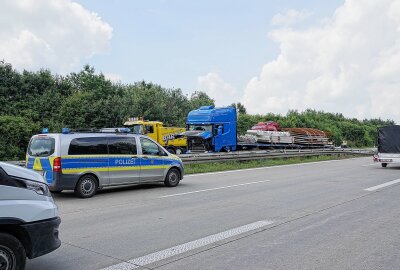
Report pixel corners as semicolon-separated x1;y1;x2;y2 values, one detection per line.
237;143;333;150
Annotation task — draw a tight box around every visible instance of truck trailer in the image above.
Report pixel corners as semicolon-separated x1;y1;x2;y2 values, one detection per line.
375;125;400;167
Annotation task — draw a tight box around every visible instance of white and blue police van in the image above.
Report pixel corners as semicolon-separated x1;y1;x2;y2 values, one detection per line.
26;128;184;198
0;161;61;270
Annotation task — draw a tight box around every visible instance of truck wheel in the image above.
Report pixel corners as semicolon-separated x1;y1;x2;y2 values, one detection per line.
0;233;26;270
166;148;176;154
164;168;180;187
382;163;388;168
75;175;98;198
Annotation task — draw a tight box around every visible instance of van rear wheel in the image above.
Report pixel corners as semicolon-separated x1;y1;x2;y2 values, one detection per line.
75;175;98;198
382;163;388;168
164;168;180;187
0;233;26;270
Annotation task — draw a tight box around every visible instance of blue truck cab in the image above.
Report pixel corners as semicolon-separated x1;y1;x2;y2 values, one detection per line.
186;106;237;152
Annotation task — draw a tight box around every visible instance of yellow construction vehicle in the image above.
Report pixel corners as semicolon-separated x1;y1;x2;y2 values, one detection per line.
124;118;187;154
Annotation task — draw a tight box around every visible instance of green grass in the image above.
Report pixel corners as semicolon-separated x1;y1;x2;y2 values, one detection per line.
185;154;359;175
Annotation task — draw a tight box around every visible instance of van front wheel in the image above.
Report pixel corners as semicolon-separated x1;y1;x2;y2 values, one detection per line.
164;168;180;187
75;175;98;198
0;233;26;270
166;148;176;154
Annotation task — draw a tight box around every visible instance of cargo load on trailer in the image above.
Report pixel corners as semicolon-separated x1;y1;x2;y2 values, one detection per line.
245;130;294;144
242;122;329;147
124;118;187;154
374;125;400;167
281;128;330;146
243;121;295;145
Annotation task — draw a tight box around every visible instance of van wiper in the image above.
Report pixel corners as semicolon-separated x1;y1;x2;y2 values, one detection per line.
34;151;50;156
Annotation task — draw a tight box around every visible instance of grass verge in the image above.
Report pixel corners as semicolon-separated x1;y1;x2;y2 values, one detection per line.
185;154;361;175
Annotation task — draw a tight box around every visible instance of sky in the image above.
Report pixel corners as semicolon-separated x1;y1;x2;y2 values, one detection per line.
1;0;400;122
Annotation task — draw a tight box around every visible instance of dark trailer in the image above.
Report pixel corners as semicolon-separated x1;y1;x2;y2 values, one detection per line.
376;125;400;167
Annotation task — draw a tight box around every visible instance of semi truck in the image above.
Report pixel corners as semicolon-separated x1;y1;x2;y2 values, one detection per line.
185;106;238;152
374;125;400;167
184;106;331;153
124;118;187;154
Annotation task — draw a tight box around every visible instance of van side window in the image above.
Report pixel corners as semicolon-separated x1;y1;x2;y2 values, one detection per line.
108;137;137;155
68;137;108;155
145;125;154;134
140;138;167;156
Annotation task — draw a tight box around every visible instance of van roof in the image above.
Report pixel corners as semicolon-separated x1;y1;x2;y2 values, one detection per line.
33;133;143;138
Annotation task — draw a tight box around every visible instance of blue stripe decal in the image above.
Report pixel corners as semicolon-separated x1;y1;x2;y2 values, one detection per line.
40;159;53;184
62;160;109;169
60;156;177;169
62;158;109;164
140;158;165;166
26;158;34;169
109;157;141;167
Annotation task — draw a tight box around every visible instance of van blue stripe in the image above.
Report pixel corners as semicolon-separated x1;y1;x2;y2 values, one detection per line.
62;158;109;163
26;158;35;169
40;159;54;184
60;157;169;169
62;160;109;169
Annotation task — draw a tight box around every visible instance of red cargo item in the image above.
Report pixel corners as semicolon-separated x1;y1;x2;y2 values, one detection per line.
251;121;280;131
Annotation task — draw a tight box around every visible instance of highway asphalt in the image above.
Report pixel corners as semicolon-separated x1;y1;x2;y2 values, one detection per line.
26;157;400;270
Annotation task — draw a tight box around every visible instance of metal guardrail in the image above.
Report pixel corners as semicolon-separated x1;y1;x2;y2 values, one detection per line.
179;148;374;164
6;149;374;166
6;160;25;166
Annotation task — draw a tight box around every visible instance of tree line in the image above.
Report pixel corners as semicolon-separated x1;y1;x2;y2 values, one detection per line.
0;61;394;160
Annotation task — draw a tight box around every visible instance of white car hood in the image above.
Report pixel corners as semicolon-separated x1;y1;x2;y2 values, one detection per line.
0;162;45;183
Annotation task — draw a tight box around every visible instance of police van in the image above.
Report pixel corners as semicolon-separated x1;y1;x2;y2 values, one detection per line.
26;129;184;198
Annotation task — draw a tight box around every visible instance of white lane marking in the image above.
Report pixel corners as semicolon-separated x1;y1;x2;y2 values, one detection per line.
361;163;378;167
160;179;271;198
101;220;274;270
185;157;366;177
364;179;400;191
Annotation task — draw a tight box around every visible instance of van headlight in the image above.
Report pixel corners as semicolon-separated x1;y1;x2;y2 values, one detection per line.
20;179;50;196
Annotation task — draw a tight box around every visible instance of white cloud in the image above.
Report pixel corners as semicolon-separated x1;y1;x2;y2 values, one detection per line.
103;73;122;83
0;0;112;73
197;73;239;106
242;0;400;122
271;9;312;26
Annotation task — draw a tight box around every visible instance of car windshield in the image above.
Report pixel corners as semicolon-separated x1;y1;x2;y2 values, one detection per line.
187;125;213;132
28;137;55;157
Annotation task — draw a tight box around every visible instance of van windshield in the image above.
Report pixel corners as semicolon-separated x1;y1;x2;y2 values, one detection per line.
28;137;55;157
